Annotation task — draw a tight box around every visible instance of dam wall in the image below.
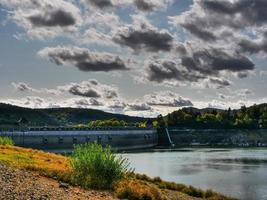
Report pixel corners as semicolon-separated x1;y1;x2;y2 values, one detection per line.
167;128;267;146
0;128;158;152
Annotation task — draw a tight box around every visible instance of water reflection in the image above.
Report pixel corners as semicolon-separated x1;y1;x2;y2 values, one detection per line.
122;148;267;200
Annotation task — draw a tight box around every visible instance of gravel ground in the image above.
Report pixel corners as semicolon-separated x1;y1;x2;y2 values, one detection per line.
0;162;116;200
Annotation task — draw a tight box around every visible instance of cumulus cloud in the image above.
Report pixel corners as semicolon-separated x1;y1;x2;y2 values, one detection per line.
74;98;103;107
57;80;119;99
82;0;113;9
236;89;253;98
12;80;119;100
113;15;173;53
134;0;173;12
218;88;253;101
170;0;267;58
38;46;128;72
81;28;114;46
238;37;267;55
145;58;204;84
208;78;231;89
12;82;60;95
1;0;81;39
1;96;46;108
12;82;35;92
126;102;152;111
27;10;76;27
180;23;217;42
141;30;256;86
171;0;267;37
144;91;193;107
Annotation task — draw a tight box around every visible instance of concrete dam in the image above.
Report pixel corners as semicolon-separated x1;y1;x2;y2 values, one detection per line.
0;127;158;152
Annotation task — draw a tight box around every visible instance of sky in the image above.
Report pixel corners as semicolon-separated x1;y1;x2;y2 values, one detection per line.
0;0;267;117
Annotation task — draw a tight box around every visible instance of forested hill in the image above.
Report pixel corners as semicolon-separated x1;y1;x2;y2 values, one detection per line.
164;103;267;129
2;103;267;129
0;103;147;127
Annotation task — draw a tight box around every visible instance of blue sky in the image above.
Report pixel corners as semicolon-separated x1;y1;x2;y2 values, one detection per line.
0;0;267;117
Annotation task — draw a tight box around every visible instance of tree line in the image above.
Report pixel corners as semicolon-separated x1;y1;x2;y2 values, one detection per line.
158;104;267;129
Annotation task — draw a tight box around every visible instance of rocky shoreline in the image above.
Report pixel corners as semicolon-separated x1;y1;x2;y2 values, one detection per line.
0;163;115;200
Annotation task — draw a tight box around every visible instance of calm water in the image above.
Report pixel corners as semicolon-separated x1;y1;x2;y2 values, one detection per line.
121;148;267;200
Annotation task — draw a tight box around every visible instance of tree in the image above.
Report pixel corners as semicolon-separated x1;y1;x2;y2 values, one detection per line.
157;114;166;127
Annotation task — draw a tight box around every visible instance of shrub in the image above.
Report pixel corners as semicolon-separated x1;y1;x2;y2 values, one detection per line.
0;136;14;145
116;179;163;200
71;142;130;189
182;185;204;198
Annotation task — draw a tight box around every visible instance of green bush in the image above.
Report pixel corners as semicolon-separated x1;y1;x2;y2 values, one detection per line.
71;142;130;189
0;136;14;145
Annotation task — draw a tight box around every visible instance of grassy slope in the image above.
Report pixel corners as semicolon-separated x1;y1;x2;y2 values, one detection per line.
0;145;235;200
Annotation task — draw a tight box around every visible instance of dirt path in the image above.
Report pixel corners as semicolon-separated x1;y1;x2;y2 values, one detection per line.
0;162;116;200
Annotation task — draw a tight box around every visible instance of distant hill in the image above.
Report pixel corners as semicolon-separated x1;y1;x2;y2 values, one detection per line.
164;103;267;129
0;103;147;127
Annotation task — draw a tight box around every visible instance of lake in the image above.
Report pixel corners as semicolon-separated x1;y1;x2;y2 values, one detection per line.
121;148;267;200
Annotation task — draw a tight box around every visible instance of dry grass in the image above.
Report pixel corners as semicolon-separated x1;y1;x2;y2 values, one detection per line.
115;178;165;200
0;145;71;181
0;145;235;200
134;174;236;200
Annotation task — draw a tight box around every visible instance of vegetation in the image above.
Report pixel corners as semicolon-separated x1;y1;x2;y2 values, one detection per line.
88;118;128;127
71;143;130;189
163;103;267;129
134;174;235;200
0;145;235;200
0;136;14;145
0;145;71;181
87;118;157;128
0;103;147;128
1;102;267;130
116;179;164;200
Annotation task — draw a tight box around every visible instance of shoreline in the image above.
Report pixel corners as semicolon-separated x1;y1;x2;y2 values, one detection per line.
0;144;235;200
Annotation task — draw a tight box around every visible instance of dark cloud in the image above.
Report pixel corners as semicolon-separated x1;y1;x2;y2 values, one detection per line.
28;9;76;27
199;0;267;28
176;0;267;37
113;24;173;52
84;0;113;9
181;23;217;41
75;98;103;106
238;38;267;54
134;0;159;12
171;0;267;59
68;85;101;98
209;78;231;89
146;59;203;83
38;46;128;72
108;100;126;109
144;91;193;107
59;80;119;99
178;47;254;75
145;42;254;87
1;0;81;39
127;103;152;111
202;48;255;72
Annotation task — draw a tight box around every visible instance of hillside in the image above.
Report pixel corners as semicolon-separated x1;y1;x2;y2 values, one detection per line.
163;103;267;129
0;103;147;128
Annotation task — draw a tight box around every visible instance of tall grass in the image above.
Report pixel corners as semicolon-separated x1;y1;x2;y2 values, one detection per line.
71;142;131;189
0;136;14;145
